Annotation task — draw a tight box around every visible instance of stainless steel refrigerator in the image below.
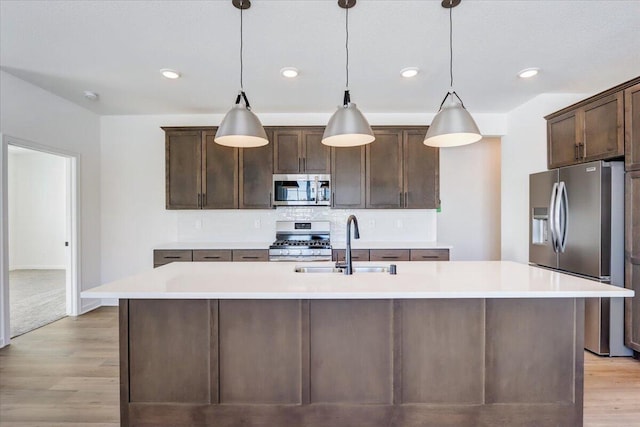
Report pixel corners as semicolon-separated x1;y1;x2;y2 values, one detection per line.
529;160;630;356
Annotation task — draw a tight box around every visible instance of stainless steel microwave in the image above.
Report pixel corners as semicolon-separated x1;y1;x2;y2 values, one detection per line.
272;174;331;206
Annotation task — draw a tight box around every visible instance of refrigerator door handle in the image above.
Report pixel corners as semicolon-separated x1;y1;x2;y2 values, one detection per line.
549;182;559;253
558;181;569;253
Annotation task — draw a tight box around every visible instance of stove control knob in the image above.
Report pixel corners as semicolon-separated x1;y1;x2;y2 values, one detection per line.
313;250;320;255
282;250;289;255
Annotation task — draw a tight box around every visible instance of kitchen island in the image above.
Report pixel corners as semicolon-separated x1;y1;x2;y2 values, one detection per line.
82;261;633;427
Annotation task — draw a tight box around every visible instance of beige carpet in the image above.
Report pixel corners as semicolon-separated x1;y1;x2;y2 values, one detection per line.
9;269;66;338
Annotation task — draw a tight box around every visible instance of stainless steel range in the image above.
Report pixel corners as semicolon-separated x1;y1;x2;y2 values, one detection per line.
269;221;332;262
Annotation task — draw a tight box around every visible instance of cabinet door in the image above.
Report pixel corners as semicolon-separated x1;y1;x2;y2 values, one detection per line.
625;171;640;353
626;83;640;171
582;92;624;162
547;111;579;169
410;249;450;261
367;129;403;208
165;130;202;209
202;130;238;209
153;250;193;268
403;129;439;209
302;129;330;173
273;129;302;173
232;249;269;262
332;249;370;262
239;130;273;208
331;145;366;208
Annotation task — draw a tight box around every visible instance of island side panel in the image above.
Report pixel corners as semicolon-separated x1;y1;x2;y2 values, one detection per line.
218;299;302;404
400;299;485;404
309;300;393;404
122;298;584;427
128;299;211;403
118;300;129;427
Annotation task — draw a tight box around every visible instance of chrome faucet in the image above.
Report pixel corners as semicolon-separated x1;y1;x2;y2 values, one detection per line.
342;214;360;275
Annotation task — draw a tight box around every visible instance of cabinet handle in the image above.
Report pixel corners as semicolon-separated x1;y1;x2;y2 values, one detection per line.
203;193;207;207
332;192;335;208
198;193;201;208
405;192;408;207
164;256;182;259
299;158;302;172
421;255;439;259
579;142;585;159
204;256;221;259
399;192;402;206
242;256;260;259
382;256;399;259
574;144;578;160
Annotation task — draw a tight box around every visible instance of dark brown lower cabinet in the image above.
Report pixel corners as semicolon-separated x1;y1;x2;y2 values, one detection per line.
231;249;268;262
625;171;640;354
120;298;584;426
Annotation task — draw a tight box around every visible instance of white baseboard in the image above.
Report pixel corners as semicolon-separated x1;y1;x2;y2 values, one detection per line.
9;265;66;271
80;298;101;315
101;298;119;307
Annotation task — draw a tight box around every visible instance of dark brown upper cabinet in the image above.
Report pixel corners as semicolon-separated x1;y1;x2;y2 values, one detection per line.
165;129;202;209
272;127;330;174
240;129;274;209
547;91;624;169
331;145;366;209
202;130;238;209
403;129;440;209
366;129;404;208
164;127;272;210
625;82;640;171
364;127;439;209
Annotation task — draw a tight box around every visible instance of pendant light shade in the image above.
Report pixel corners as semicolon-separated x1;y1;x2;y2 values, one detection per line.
322;93;374;147
321;0;374;147
424;92;481;147
215;94;268;148
214;0;267;148
424;0;481;148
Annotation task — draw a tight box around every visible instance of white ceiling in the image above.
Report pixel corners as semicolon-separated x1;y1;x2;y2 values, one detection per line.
1;0;639;116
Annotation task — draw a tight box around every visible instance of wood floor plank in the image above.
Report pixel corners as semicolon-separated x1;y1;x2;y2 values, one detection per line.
1;306;639;426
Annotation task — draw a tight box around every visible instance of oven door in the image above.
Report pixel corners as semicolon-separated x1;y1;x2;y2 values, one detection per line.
272;174;331;206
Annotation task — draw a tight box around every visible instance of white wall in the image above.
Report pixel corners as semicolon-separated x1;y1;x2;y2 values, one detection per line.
438;138;502;261
0;70;101;306
501;93;587;264
100;114;507;282
8;149;66;269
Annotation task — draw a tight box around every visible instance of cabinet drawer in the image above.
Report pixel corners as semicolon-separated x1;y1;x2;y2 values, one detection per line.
332;249;370;262
369;249;410;262
153;250;193;266
232;249;268;262
410;249;450;261
193;249;232;262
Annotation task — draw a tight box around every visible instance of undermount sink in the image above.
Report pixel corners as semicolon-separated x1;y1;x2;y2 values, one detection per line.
294;265;393;274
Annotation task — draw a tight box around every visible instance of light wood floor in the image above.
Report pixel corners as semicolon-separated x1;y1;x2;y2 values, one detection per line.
1;306;639;426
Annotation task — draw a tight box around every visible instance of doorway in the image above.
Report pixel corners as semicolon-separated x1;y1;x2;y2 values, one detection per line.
1;137;79;343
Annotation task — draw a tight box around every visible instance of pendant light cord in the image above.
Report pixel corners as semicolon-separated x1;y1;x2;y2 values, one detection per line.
345;6;349;90
449;2;453;90
240;3;244;91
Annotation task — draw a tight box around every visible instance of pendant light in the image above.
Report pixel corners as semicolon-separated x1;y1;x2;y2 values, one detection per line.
215;0;268;148
424;0;481;148
322;0;374;147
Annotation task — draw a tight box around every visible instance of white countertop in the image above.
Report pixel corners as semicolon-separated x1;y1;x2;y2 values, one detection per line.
82;261;633;300
154;241;451;250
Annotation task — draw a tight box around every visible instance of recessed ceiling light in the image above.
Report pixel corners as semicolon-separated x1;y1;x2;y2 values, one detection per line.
400;67;419;78
517;68;540;79
83;90;99;101
280;67;299;78
160;69;181;79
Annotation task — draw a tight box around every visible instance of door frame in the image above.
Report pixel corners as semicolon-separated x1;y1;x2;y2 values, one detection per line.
0;134;81;347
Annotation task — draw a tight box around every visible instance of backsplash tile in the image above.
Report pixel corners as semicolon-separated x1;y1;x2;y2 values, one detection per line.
176;208;437;244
